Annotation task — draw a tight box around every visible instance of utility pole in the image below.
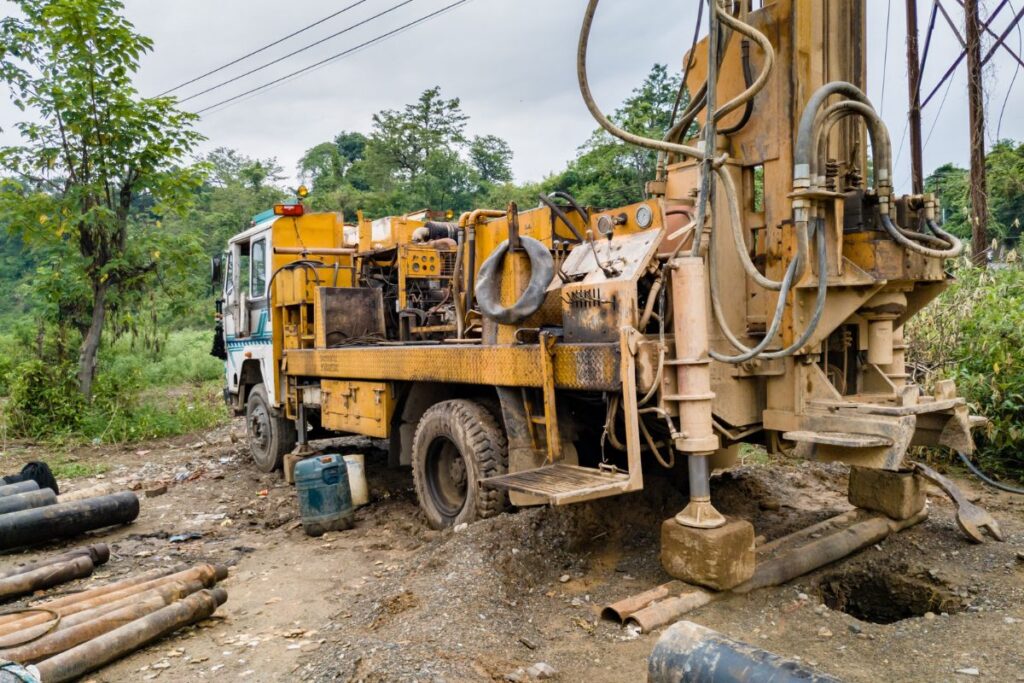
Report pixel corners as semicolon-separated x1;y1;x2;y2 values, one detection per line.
905;0;925;195
964;0;990;265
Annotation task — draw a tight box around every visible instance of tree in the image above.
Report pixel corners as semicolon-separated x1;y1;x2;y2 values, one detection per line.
0;0;203;396
470;135;513;184
298;131;368;193
552;64;685;207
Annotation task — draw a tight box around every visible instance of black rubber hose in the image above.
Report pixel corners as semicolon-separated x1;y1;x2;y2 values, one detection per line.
718;38;754;135
424;221;459;241
958;451;1024;495
549;190;590;225
474;237;555;325
538;194;585;241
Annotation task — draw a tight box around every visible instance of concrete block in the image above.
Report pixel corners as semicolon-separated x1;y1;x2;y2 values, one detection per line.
660;516;755;591
848;466;926;520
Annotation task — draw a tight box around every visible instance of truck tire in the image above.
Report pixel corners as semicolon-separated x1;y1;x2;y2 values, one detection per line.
245;384;297;473
412;400;508;529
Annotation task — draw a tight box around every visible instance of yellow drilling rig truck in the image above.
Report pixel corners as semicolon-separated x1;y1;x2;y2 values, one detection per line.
213;0;990;590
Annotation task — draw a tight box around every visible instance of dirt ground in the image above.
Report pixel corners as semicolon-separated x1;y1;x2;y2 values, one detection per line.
2;419;1022;682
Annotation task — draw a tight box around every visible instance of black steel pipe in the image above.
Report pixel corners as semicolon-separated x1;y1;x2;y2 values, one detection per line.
0;492;139;551
0;489;56;516
0;481;39;498
649;621;843;683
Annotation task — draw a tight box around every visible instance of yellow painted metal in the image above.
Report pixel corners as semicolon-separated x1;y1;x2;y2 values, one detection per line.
538;333;561;463
283;343;620;391
321;380;396;438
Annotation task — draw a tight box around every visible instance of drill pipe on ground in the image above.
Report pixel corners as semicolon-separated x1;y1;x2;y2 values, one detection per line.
0;490;56;517
616;509;929;632
0;591;175;663
0;565;225;636
33;588;227;683
55;484;116;505
0;492;139;551
648;621;843;683
0;556;95;602
0;482;39;498
0;579;207;648
0;544;109;581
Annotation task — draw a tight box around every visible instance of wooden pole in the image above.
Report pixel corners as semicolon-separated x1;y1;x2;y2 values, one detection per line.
964;0;990;265
906;0;925;194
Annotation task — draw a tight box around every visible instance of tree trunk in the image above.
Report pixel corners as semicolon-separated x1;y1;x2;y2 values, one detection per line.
77;281;108;398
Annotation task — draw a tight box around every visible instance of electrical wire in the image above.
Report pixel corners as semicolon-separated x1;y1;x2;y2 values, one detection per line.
880;0;893;113
178;0;418;104
155;0;373;97
997;1;1023;139
195;0;473;115
958;451;1024;494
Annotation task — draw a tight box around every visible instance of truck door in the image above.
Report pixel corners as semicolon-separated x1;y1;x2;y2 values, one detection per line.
247;236;269;337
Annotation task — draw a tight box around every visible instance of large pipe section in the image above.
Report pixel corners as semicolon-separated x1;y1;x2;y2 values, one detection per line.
0;489;56;516
0;491;139;551
649;621;843;683
0;565;225;636
1;592;180;664
0;556;95;602
0;481;39;498
33;588;227;683
0;544;108;581
669;257;723;529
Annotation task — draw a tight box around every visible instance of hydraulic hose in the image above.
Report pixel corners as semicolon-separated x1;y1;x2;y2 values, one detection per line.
880;214;963;258
538;193;585;242
578;0;703;161
710;219;829;362
958;451;1024;495
813;103;890;189
713;4;775;123
794;82;875;187
709;231;801;364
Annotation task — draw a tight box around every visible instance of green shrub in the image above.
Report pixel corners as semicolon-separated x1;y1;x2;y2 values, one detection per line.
4;360;84;440
907;261;1024;479
1;330;228;444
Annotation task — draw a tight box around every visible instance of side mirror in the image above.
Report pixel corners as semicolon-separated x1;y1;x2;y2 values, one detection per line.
210;255;223;291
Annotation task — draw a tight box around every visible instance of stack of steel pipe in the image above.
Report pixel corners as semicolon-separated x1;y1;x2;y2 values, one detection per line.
0;491;140;551
0;563;228;682
0;544;110;602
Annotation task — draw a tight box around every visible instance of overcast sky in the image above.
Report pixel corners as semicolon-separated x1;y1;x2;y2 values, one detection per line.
2;0;1023;192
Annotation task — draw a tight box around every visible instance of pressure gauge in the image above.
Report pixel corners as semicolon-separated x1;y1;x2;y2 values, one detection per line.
635;205;654;229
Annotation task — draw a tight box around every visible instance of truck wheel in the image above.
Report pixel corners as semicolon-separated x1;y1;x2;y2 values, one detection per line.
412;400;508;529
245;384;297;472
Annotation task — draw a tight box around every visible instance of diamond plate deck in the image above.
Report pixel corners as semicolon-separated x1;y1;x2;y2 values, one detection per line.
481;464;632;505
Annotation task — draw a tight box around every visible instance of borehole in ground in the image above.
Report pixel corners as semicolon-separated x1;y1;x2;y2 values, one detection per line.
815;566;966;624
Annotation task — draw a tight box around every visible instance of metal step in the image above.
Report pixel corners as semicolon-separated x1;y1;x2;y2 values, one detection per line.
481;464;632;505
783;431;894;448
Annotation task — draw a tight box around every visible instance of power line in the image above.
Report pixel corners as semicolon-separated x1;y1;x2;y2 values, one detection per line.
880;0;893;113
195;0;474;116
178;0;418;105
155;0;372;97
997;1;1023;138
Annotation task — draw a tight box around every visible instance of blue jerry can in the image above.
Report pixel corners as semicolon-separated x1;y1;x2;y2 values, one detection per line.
294;454;354;536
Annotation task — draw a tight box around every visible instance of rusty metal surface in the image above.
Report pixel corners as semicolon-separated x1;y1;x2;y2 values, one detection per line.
912;462;1004;543
0;591;172;664
0;556;94;602
481;464;630;505
285;343;621;391
601;580;689;623
0;544;108;581
33;588;227;683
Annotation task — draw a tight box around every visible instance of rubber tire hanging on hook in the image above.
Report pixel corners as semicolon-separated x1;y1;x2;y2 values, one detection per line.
474;237;555;325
